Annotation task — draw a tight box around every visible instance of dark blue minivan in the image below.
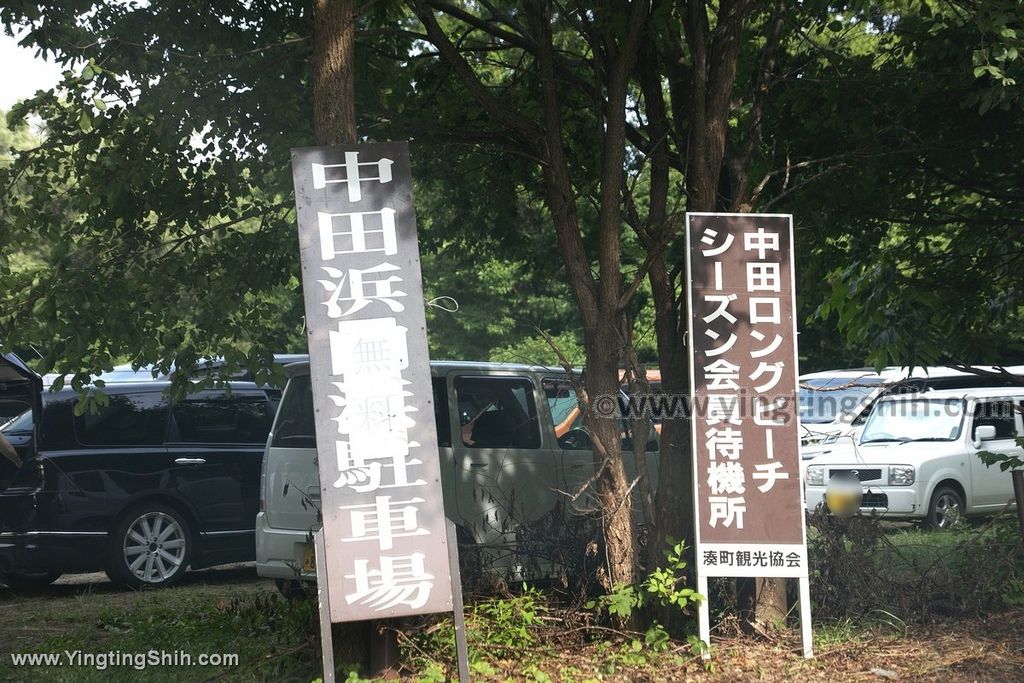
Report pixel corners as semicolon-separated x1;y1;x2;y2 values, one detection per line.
0;352;280;589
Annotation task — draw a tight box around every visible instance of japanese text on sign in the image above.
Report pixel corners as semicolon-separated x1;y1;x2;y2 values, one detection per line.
686;213;808;579
292;142;453;619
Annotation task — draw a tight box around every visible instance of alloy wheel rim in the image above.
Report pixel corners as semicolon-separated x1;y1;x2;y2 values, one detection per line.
935;494;961;528
123;512;186;583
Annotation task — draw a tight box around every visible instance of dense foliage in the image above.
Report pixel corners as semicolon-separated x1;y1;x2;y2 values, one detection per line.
2;2;1020;379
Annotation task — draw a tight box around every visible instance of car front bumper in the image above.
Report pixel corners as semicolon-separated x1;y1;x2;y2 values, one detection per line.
804;485;922;518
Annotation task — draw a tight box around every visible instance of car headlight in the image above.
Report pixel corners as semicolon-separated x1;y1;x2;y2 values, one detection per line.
888;466;915;486
802;433;840;447
806;465;824;486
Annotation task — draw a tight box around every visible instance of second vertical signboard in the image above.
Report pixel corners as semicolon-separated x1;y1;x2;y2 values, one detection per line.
685;212;811;657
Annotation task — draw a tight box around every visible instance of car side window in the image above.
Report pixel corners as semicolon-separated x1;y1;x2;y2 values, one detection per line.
973;400;1017;440
74;391;168;446
271;375;316;449
852;400;875;426
0;399;30;425
454;376;540;449
543;378;581;433
172;392;275;444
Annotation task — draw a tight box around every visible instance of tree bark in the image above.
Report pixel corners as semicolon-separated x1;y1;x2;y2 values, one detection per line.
312;0;358;145
311;2;396;675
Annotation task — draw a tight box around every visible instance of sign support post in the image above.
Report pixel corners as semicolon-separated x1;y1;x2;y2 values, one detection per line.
315;529;336;683
445;519;470;683
696;574;710;659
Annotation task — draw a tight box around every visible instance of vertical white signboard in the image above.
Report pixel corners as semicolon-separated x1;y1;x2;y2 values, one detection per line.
292;142;453;621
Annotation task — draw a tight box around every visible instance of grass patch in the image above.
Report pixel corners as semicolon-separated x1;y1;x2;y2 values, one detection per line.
3;573;1024;682
402;587;703;682
1;588;322;682
813;610;906;649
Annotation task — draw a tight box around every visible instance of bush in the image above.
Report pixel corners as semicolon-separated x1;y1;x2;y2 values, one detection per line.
807;507;1024;621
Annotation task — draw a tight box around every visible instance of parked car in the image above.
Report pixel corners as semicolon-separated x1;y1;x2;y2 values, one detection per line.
0;352;284;589
256;361;657;588
803;386;1023;528
798;368;890;458
551;368;666;441
798;366;1024;461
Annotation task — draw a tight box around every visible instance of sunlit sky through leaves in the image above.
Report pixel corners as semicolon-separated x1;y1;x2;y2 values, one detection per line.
0;31;63;112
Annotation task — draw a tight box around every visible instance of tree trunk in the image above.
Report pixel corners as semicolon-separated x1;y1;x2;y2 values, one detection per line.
650;260;693;559
583;328;639;588
312;0;358;145
413;0;648;591
310;2;398;675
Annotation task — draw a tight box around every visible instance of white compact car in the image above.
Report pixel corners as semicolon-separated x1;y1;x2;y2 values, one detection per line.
798;365;1024;462
804;387;1022;528
799;369;892;460
255;360;657;586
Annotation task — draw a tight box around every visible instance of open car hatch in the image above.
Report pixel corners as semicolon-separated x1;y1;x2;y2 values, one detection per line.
1;352;42;487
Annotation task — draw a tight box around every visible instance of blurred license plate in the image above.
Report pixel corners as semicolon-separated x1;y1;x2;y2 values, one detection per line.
302;544;316;573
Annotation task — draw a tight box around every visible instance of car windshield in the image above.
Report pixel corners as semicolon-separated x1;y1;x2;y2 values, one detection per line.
860;398;965;443
798;376;883;424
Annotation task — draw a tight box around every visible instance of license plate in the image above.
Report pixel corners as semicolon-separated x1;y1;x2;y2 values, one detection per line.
302;544;316;573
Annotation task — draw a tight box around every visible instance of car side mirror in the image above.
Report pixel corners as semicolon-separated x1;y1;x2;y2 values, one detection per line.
974;424;997;446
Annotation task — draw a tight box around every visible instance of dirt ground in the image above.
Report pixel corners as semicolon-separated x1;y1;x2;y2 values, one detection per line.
702;611;1024;682
2;566;1023;681
423;607;1024;682
530;609;1024;682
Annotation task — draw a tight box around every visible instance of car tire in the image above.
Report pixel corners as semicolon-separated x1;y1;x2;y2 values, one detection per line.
274;579;314;600
0;571;62;591
925;486;965;530
106;504;192;588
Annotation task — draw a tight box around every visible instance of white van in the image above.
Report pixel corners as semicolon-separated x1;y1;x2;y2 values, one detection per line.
804;387;1022;528
798;366;1024;461
799;369;893;458
255;361;657;586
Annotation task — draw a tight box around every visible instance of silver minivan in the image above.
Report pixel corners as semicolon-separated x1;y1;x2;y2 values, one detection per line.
255;361;657;587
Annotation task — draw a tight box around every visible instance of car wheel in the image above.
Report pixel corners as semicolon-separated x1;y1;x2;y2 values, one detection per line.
0;571;62;591
275;578;314;600
925;486;965;530
106;504;192;588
